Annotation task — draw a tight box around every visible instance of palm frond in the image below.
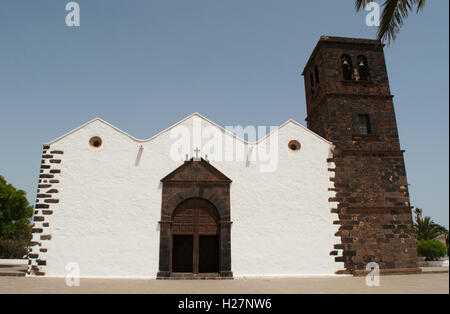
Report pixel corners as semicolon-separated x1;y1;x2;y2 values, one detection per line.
355;0;427;45
415;0;426;12
414;216;446;241
355;0;374;11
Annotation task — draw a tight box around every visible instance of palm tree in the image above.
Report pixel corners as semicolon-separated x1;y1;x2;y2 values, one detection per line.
414;216;447;241
355;0;426;45
413;207;423;221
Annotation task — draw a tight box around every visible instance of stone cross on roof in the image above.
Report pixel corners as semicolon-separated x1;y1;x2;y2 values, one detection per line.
194;147;201;161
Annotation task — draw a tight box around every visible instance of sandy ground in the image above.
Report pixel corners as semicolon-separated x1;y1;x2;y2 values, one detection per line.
0;273;448;294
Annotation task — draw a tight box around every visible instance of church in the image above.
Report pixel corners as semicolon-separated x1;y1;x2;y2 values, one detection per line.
27;36;420;278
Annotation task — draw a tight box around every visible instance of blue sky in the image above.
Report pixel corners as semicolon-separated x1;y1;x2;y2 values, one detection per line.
0;1;448;227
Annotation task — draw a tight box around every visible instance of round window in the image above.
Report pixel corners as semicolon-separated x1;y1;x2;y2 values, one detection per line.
288;140;301;152
89;136;103;148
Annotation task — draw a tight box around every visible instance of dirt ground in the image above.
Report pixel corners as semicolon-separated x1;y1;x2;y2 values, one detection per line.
0;273;448;294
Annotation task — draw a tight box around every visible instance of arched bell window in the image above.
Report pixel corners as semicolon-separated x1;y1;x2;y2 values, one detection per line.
357;55;370;81
341;55;353;81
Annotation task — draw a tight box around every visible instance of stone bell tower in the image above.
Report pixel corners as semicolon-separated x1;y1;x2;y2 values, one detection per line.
302;36;420;274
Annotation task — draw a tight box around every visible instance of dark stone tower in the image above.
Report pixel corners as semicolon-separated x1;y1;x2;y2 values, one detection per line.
302;36;419;274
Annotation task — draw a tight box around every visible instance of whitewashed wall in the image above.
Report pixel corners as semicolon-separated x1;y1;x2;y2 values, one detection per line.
30;114;342;278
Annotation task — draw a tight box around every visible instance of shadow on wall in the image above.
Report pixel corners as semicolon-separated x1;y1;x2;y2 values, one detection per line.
135;146;144;166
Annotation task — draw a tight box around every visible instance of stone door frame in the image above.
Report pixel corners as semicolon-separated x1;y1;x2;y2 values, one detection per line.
157;159;233;279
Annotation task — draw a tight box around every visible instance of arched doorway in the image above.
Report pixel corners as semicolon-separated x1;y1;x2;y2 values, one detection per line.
172;198;220;274
158;158;232;279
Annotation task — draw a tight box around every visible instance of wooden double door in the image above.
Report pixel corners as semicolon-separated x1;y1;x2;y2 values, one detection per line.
172;198;220;274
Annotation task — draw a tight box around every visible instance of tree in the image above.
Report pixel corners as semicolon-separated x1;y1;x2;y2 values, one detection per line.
355;0;426;45
413;207;423;221
414;216;447;241
0;175;33;240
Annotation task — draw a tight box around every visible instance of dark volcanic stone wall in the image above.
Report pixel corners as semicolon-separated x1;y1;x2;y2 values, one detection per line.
27;145;63;276
303;36;419;273
330;151;417;271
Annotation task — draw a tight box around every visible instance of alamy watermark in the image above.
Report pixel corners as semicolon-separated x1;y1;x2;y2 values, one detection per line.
65;2;80;27
169;117;279;173
65;262;80;287
365;262;380;287
365;2;380;27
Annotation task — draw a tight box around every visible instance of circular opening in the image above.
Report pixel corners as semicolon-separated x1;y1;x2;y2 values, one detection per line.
89;136;103;148
288;140;301;152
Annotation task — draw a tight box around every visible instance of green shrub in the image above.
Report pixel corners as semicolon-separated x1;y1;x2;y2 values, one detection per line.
0;239;29;259
417;239;447;261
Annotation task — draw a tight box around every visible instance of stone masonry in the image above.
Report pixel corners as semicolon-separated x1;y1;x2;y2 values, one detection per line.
27;145;63;276
303;36;419;273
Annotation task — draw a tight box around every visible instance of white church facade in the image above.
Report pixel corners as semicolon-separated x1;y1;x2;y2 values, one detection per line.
28;113;341;278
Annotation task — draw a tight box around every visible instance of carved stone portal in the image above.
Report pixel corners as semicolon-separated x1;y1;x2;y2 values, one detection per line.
157;158;233;279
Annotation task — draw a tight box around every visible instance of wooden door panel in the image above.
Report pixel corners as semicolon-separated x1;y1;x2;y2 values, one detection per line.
172;235;193;273
172;199;220;274
199;235;219;273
